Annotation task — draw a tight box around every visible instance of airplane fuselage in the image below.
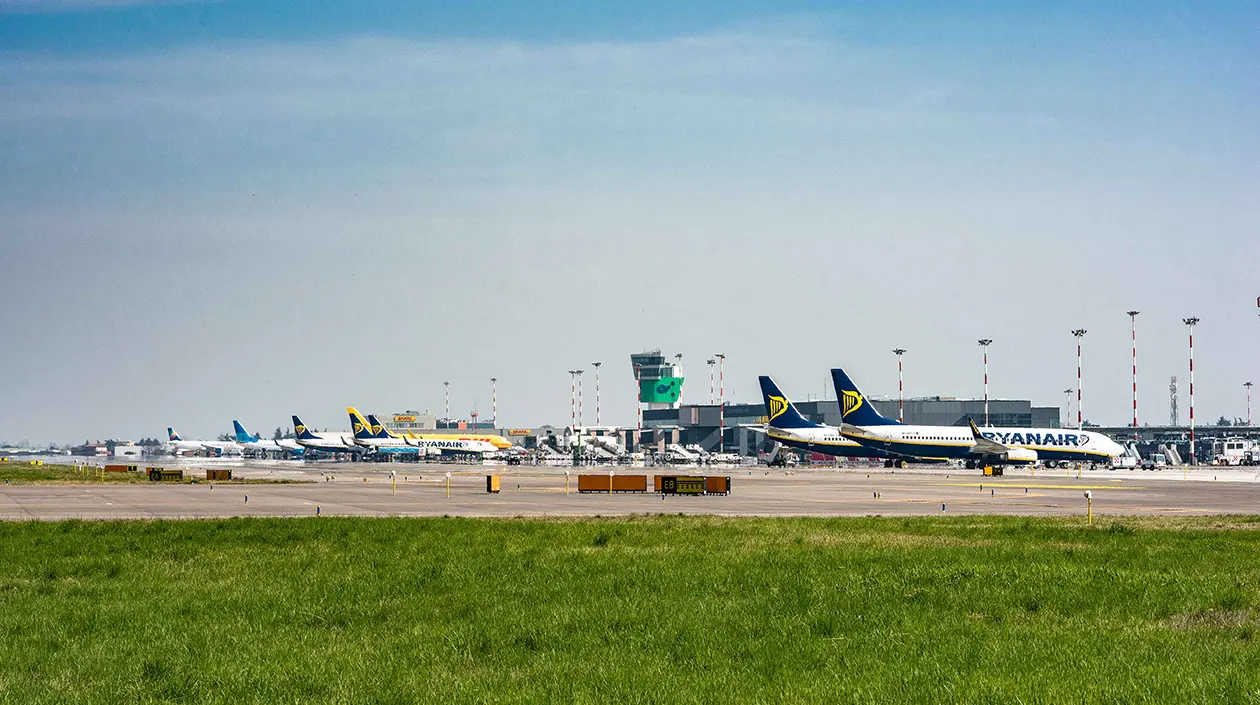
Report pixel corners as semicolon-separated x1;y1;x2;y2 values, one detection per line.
843;424;1123;463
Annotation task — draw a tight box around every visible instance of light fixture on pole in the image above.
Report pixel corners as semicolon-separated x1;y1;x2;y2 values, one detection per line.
490;377;497;428
1183;317;1200;464
1127;311;1139;441
977;339;993;426
591;362;602;426
1063;388;1073;429
443;381;450;426
1071;330;1087;430
892;348;907;422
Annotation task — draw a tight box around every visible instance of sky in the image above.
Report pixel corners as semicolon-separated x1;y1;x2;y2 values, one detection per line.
1;1;1257;444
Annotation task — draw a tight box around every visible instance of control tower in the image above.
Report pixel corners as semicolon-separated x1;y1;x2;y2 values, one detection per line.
630;350;685;410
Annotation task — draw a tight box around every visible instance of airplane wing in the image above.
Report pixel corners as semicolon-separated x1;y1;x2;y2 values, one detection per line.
740;424;768;435
967;420;1010;455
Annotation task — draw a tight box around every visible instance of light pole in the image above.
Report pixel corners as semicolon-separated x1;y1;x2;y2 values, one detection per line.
591;362;602;426
1183;317;1199;464
1127;311;1139;441
1246;381;1253;427
707;358;716;405
1071;330;1087;430
568;370;578;430
490;377;497;429
715;353;726;453
1063;388;1073;429
978;339;993;425
634;363;642;449
443;381;450;426
892;348;907;422
576;369;585;427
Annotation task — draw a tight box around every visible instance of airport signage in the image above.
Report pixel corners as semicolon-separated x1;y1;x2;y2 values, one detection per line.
393;415;417;423
508;429;531;436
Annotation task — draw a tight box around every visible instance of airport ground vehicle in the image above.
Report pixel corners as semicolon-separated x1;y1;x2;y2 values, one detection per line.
1141;453;1168;471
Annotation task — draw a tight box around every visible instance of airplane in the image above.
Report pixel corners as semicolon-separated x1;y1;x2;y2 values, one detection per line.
348;408;410;449
232;420;304;457
165;427;241;456
291;415;364;455
361;412;499;455
831;367;1126;467
756;376;890;461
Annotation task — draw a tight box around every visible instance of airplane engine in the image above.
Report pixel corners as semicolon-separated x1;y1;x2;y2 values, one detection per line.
1001;447;1038;464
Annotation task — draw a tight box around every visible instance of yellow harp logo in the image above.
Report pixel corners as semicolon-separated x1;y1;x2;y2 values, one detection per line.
842;390;864;418
767;395;788;421
353;421;366;434
371;424;383;435
294;425;307;436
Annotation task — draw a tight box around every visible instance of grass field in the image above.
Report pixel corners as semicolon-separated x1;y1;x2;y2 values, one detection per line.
0;463;286;486
1;516;1259;703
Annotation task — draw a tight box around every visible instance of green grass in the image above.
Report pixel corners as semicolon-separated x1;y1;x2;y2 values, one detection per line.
0;463;288;485
1;516;1259;703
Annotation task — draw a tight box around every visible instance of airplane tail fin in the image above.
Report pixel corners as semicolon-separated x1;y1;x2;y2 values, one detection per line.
758;376;820;429
292;415;319;440
366;414;396;439
830;367;900;426
168;427;182;441
232;420;260;443
347;407;374;439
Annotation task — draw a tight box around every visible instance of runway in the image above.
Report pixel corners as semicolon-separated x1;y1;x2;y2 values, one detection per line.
3;461;1259;520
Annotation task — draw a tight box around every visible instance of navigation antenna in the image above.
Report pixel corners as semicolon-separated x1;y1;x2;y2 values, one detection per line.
1169;376;1179;426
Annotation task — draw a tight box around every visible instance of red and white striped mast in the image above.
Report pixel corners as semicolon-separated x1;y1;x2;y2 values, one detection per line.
892;348;906;422
715;353;726;453
707;358;716;405
1183;317;1199;464
978;339;993;425
1071;329;1087;430
568;370;577;430
490;377;497;428
1127;311;1139;440
1245;381;1253;427
591;362;602;426
576;369;584;428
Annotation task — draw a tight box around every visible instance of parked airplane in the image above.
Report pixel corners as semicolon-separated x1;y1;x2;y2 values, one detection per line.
232;420;304;457
291;415;364;455
756;376;889;460
362;412;499;455
831;367;1125;467
165;428;241;456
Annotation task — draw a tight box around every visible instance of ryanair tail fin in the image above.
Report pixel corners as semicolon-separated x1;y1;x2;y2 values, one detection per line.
233;420;260;443
365;414;396;439
758;376;820;429
168;427;182;441
830;367;900;426
347;407;374;439
292;415;319;441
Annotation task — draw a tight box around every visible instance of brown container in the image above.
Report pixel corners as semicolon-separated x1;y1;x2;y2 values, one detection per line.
103;464;136;473
705;476;731;495
205;469;232;482
578;474;647;493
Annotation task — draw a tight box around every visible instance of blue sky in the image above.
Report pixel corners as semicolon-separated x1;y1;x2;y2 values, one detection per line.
1;1;1257;443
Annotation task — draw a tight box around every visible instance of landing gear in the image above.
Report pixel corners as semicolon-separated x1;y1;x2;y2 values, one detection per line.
965;459;977;470
884;460;894;468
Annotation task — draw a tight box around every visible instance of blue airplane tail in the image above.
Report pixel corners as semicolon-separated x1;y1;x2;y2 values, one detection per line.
233;420;260;443
758;376;820;429
167;427;182;441
830;367;900;426
347;408;374;439
292;415;320;440
365;414;394;439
